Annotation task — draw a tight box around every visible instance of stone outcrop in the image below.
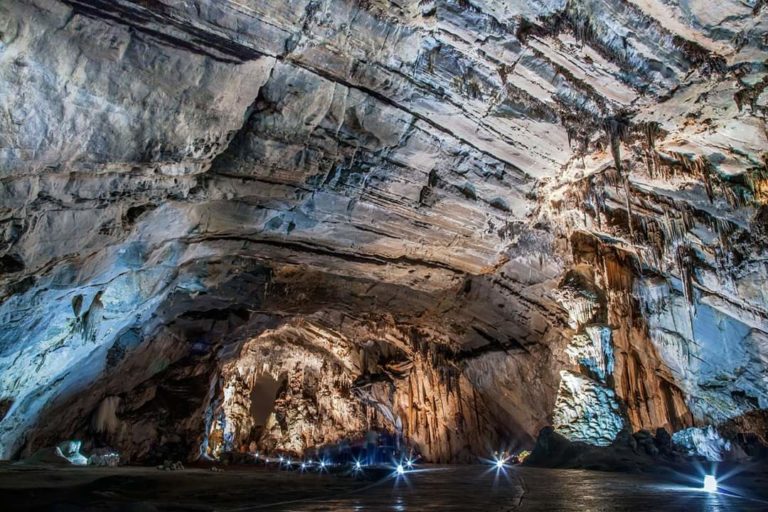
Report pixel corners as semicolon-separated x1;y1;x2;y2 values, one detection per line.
0;0;766;463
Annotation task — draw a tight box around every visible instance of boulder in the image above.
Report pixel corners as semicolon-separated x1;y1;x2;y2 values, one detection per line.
671;426;732;461
88;448;121;467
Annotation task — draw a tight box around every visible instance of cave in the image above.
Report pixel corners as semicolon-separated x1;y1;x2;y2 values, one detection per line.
1;0;767;510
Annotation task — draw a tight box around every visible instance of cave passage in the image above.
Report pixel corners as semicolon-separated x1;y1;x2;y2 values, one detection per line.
1;0;767;510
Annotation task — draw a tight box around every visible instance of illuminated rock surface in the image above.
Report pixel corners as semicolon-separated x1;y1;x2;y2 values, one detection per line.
0;0;767;467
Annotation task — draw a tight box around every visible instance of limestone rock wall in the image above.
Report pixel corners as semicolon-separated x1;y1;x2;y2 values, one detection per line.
212;317;520;462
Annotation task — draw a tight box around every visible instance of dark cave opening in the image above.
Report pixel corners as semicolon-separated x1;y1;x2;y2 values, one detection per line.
248;373;282;443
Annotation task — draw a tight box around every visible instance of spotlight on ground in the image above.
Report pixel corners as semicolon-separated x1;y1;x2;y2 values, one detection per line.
492;454;509;470
703;475;718;493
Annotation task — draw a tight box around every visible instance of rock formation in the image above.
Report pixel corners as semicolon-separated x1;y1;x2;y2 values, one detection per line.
0;0;766;463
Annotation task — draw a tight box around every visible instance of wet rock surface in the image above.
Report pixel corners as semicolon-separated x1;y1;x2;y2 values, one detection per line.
1;464;768;511
0;0;766;468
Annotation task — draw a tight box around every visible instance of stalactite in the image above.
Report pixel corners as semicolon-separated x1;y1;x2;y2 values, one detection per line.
471;386;481;433
611;135;635;242
675;245;696;307
408;373;414;436
641;122;661;178
660;152;719;204
673;244;699;347
603;256;634;293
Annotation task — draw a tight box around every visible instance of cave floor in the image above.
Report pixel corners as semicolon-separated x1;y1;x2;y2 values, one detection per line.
1;463;767;511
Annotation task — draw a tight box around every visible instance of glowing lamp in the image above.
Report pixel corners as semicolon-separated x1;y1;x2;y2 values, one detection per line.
354;461;362;471
703;475;717;493
405;459;414;468
396;464;405;475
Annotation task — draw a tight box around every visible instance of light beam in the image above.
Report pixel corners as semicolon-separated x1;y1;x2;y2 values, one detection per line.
703;475;718;493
